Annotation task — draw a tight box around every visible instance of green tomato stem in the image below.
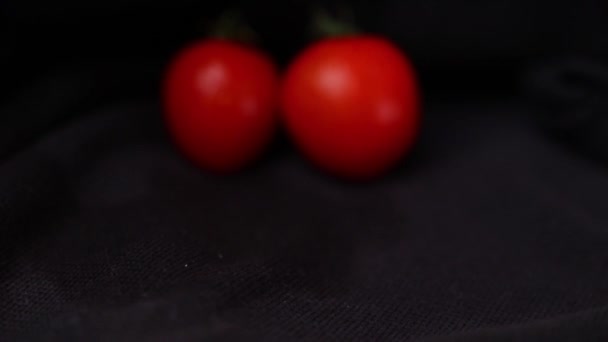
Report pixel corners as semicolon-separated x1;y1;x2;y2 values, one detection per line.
312;7;359;38
209;10;258;44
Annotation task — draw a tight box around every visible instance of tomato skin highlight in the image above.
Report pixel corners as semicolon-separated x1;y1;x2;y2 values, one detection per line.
164;40;279;173
281;36;420;180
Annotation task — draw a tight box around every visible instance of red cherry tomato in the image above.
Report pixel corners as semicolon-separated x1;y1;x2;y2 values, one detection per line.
281;36;420;180
164;40;279;173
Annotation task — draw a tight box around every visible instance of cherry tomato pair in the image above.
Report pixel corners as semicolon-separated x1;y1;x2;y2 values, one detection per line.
164;36;420;180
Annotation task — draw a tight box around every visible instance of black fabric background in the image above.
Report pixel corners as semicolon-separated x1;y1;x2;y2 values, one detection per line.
2;1;608;341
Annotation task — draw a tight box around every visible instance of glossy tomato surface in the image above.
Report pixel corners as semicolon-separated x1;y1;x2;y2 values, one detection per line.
164;40;279;173
281;36;420;180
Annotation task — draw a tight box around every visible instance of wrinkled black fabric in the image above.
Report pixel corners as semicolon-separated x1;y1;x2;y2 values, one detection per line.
3;0;608;341
525;58;608;163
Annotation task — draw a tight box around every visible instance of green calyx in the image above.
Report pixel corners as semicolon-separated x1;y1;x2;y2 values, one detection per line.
312;8;359;38
209;10;258;44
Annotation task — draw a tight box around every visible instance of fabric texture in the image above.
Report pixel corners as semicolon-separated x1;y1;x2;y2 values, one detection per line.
2;1;608;341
